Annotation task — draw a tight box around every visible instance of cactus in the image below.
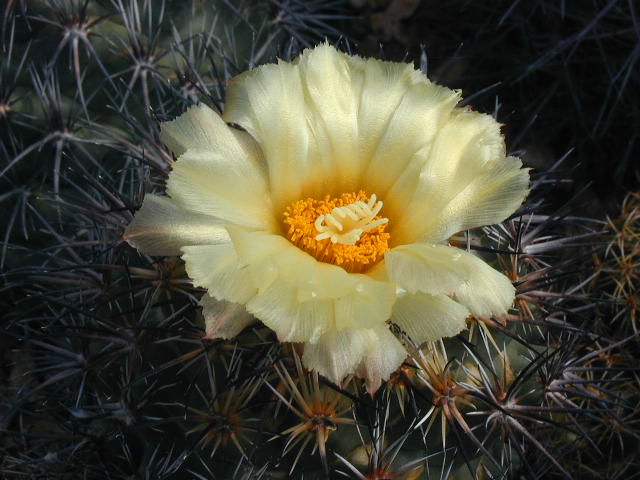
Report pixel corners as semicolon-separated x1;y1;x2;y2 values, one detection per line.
1;1;639;479
592;192;639;337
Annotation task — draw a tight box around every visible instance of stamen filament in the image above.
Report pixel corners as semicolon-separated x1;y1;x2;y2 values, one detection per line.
283;191;390;273
314;194;388;245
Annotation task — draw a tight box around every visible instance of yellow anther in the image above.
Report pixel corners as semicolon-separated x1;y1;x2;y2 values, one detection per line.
283;191;390;273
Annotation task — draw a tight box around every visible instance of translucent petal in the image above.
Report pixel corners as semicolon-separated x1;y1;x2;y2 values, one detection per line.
225;225;301;272
166;148;276;231
354;59;417;165
303;328;368;386
303;325;407;393
200;296;254;339
223;61;319;211
294;45;362;193
427;155;529;241
246;282;334;343
226;227;396;339
353;325;408;394
181;243;257;304
452;252;515;318
360;68;461;219
223;44;460;212
385;243;515;318
123;194;229;256
160;103;261;158
245;260;394;340
333;278;396;331
391;292;469;345
392;110;529;244
385;243;472;295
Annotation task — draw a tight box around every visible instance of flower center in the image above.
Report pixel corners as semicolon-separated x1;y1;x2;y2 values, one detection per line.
283;191;390;273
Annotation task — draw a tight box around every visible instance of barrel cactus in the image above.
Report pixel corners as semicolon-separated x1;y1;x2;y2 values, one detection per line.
1;1;638;479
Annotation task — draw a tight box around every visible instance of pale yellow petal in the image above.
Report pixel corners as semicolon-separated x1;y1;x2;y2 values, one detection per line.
353;59;417;164
452;252;515;318
223;61;318;211
226;227;396;340
160;103;261;158
294;44;362;193
166;148;276;231
223;44;368;208
422;111;506;189
123;194;229;256
345;53;460;221
181;243;257;304
245;260;394;340
391;292;469;345
200;296;254;339
361;69;461;218
384;243;472;295
225;225;300;272
226;226;392;303
333;278;396;331
353;325;408;394
302;328;369;386
392;110;529;244
419;155;529;243
223;44;460;212
397;158;529;244
303;325;407;393
246;282;334;343
384;243;515;318
231;237;337;343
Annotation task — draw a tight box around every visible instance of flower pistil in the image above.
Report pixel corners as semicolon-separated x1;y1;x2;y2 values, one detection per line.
283;191;390;273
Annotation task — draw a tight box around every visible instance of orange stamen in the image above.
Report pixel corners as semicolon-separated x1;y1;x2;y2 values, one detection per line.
283;191;390;273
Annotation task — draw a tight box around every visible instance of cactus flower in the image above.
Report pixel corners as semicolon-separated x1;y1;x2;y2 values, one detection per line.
124;44;529;393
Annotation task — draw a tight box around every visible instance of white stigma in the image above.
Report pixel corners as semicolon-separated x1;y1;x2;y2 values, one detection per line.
314;194;388;245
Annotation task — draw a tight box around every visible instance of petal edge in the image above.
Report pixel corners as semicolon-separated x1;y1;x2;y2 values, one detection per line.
123;194;229;256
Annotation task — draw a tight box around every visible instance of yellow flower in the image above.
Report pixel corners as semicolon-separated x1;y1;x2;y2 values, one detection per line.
124;44;529;393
